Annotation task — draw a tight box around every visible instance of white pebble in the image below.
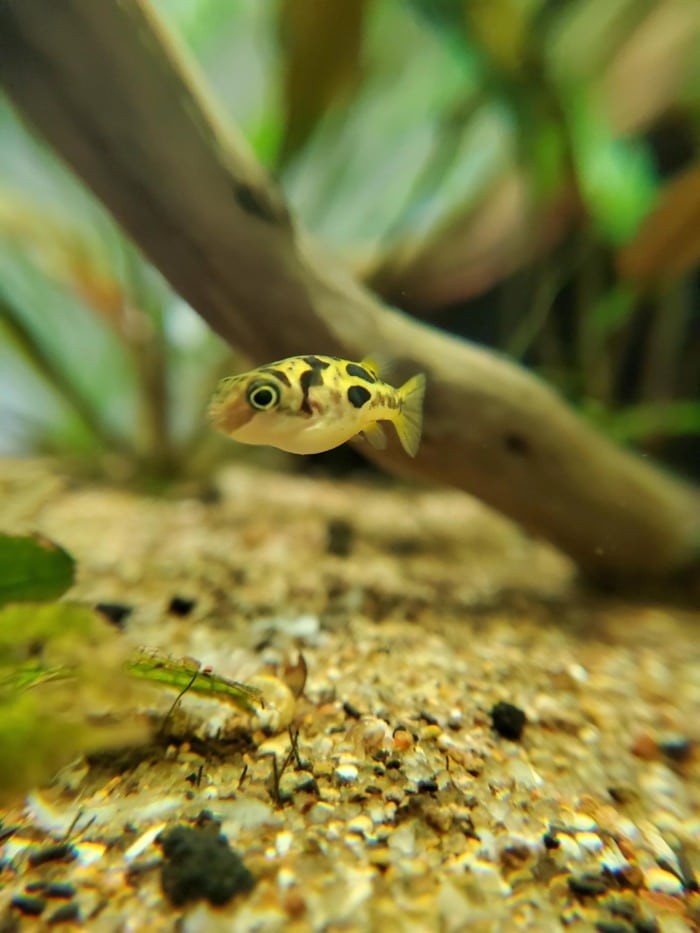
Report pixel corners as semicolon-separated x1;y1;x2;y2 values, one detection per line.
575;832;603;854
570;812;597;832
644;867;684;895
556;834;584;861
275;831;293;857
347;815;374;839
335;763;359;784
307;802;335;824
123;823;167;862
73;842;107;866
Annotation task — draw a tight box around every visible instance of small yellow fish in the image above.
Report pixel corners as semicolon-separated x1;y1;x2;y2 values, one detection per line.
208;355;426;457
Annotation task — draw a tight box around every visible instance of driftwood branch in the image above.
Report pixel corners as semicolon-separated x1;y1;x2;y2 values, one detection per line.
1;0;698;580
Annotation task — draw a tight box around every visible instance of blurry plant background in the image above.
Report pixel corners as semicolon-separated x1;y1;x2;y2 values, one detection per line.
0;0;698;484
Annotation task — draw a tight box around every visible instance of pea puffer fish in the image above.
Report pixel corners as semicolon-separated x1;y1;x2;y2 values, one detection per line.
208;355;426;457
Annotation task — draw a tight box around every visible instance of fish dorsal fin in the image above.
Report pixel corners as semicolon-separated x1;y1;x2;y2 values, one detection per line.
361;422;387;450
360;355;382;380
361;352;398;383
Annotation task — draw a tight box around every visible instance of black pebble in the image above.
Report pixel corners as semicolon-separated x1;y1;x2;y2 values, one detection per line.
167;596;196;617
47;903;80;925
567;873;609;897
326;519;354;557
44;882;77;899
157;824;255;908
490;701;527;741
342;700;362;719
595;922;634;933
542;832;560;850
10;895;45;917
633;920;659;933
95;602;133;628
658;735;692;763
27;843;75;867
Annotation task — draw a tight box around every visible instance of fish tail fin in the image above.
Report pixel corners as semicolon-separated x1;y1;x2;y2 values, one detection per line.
394;373;426;457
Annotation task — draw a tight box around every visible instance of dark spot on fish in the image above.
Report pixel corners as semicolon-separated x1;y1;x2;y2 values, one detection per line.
346;363;375;384
299;369;314;415
347;385;371;408
303;355;331;370
504;432;531;456
260;367;291;387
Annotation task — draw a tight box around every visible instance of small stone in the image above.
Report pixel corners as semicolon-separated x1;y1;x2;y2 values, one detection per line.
570;812;598;832
27;843;75;867
249;674;296;732
167;595;196;616
307;802;335;824
556;835;584;862
567;873;609;897
447;708;464;730
47;902;81;925
490;702;526;741
392;729;413;752
347;815;374;838
342;701;362;719
326;518;354;556
283;890;307;920
631;734;658;760
157;824;255;907
358;718;392;754
657;735;692;763
275;832;293;857
43;883;77;899
618;865;644;889
95;601;133;628
576;832;604;854
643;867;684;896
632;919;659;933
334;764;359;784
11;894;46;916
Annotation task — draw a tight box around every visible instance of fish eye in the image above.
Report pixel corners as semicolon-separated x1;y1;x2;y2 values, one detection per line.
247;382;280;411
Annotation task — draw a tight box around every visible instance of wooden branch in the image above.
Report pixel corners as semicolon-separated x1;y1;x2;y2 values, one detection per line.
1;0;698;580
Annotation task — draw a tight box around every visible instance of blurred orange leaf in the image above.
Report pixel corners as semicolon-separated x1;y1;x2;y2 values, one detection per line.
617;162;700;282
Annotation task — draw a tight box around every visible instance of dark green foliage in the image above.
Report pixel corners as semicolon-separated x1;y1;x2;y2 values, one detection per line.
0;533;74;607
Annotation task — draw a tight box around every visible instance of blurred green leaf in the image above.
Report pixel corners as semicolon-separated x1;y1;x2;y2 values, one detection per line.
278;0;369;165
0;602;147;802
588;400;700;446
0;534;75;607
564;88;658;244
586;283;637;340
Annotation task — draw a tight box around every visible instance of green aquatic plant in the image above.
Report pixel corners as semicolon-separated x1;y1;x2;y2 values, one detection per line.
0;533;261;802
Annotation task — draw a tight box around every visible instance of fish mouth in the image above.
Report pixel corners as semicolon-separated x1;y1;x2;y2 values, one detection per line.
207;396;255;435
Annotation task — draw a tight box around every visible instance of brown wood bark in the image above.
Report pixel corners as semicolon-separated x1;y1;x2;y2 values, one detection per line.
1;0;698;580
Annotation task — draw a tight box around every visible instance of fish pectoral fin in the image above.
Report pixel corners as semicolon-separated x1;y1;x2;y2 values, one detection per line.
394;373;426;457
360;422;387;450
